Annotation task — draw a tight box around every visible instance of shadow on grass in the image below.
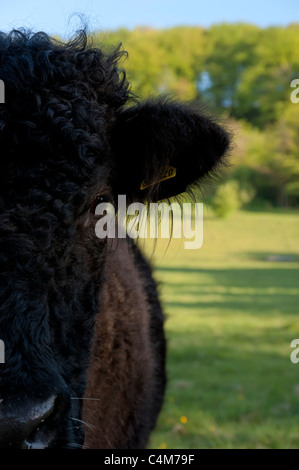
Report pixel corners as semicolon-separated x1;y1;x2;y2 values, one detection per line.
240;252;299;263
151;320;299;449
164;297;298;315
156;264;299;289
156;344;299;448
149;261;299;448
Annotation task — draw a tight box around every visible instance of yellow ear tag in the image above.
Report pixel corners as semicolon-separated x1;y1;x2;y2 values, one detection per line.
140;166;176;190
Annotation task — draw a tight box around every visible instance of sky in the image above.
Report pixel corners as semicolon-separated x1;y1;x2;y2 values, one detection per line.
0;0;298;37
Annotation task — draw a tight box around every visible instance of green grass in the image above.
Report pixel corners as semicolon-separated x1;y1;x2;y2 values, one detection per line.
140;209;299;449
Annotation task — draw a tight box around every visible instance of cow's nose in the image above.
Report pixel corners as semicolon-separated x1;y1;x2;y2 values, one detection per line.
0;395;58;448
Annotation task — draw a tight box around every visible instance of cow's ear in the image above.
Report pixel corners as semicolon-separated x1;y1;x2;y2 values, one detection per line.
110;99;231;201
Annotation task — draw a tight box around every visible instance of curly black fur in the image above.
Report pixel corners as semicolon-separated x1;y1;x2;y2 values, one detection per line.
0;29;230;449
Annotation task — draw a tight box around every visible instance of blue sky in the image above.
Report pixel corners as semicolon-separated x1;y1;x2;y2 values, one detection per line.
0;0;298;36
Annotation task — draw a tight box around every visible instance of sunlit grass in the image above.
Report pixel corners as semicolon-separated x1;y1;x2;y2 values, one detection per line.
140;209;299;449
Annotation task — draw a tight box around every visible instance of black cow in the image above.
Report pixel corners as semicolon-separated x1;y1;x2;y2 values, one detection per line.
0;29;230;448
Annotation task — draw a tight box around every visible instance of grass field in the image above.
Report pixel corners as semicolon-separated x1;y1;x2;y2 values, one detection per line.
140;209;299;449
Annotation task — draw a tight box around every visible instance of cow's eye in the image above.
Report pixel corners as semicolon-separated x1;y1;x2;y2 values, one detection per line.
90;194;111;215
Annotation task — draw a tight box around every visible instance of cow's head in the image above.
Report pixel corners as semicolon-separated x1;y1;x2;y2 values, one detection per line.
0;30;230;448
